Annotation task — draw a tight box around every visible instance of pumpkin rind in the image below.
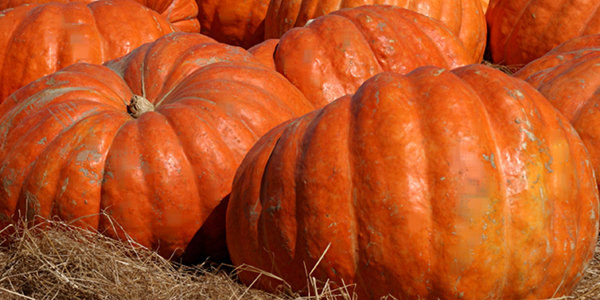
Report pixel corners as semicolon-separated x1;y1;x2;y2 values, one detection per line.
265;0;487;62
0;0;200;32
196;0;271;48
247;38;279;70
227;64;599;299
0;0;177;103
270;5;473;108
514;34;600;189
0;32;315;262
486;0;600;67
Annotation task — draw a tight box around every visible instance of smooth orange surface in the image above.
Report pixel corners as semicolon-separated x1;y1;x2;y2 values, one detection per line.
0;32;315;262
0;0;200;32
247;38;279;70
265;0;487;62
272;6;473;108
515;34;600;190
196;0;271;48
0;0;177;103
487;0;600;67
227;64;599;299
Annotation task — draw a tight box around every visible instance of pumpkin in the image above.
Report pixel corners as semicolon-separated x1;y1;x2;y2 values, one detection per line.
196;0;271;48
227;64;599;299
0;32;315;263
0;0;177;103
264;0;487;62
263;5;474;107
0;0;200;32
247;39;279;70
514;34;600;189
481;0;489;12
486;0;600;68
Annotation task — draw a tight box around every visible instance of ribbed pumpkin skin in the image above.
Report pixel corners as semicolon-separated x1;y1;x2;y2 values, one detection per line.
0;0;176;103
247;38;279;70
515;34;600;189
271;6;473;108
265;0;487;62
486;0;600;67
0;0;199;32
196;0;271;49
0;32;315;262
227;64;599;299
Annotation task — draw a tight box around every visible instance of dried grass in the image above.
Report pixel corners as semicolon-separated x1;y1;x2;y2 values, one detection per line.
482;60;522;75
0;216;598;300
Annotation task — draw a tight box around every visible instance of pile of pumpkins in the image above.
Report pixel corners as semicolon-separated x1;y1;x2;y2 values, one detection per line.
1;0;599;299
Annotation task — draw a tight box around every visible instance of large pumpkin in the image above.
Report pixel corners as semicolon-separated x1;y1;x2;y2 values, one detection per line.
0;0;177;103
227;64;599;299
0;32;315;263
0;0;199;32
196;0;271;48
259;5;473;107
514;34;600;188
264;0;487;62
486;0;600;67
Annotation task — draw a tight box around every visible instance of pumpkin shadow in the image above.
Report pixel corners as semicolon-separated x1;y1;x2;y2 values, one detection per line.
180;195;231;266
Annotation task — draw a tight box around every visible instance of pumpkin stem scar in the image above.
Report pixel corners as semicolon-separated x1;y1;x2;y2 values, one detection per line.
128;95;155;118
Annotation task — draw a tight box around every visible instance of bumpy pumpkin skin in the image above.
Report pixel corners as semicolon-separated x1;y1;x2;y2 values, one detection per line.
271;5;473;108
227;64;599;299
0;32;315;263
265;0;487;62
515;34;600;189
196;0;271;49
0;0;177;103
0;0;200;32
487;0;600;68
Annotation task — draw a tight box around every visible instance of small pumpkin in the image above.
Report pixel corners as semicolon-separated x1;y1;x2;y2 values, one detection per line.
0;0;177;103
261;5;474;107
514;34;600;188
0;32;315;263
486;0;600;67
0;0;200;32
265;0;487;62
227;64;599;299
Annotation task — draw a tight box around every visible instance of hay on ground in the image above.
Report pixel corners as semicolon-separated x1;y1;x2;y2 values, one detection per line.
0;216;598;300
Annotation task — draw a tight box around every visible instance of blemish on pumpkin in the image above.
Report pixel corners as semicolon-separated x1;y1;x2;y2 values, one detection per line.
433;69;445;76
61;178;69;193
37;137;47;145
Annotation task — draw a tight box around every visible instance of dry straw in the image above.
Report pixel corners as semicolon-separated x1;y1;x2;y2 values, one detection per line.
0;215;598;300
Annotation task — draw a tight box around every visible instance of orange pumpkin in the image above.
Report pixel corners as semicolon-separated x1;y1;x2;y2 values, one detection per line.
487;0;600;68
515;34;600;188
196;0;271;48
262;6;474;107
0;0;177;103
0;0;200;32
227;64;599;299
265;0;487;62
0;32;315;263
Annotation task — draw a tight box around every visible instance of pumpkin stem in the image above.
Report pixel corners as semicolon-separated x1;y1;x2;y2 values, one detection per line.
128;95;154;118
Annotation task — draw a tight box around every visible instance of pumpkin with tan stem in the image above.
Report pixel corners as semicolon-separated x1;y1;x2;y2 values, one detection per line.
514;34;600;189
265;0;487;62
0;0;177;103
227;64;599;299
487;0;600;68
260;5;473;108
0;0;199;32
0;32;315;263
